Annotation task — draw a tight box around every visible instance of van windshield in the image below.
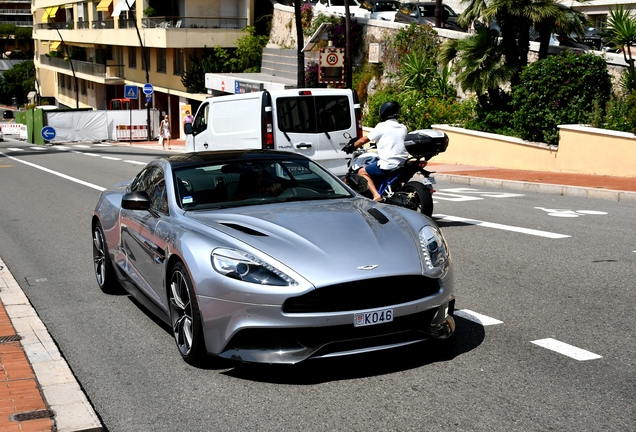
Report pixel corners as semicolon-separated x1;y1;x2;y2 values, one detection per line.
276;96;352;134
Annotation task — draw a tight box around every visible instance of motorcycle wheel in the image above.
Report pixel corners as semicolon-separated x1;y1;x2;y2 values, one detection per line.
400;181;434;217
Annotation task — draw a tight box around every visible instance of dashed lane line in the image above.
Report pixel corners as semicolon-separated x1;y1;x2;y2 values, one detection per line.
433;214;571;239
531;338;602;361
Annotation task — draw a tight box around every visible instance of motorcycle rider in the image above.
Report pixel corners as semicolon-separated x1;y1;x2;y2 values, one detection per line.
343;101;409;202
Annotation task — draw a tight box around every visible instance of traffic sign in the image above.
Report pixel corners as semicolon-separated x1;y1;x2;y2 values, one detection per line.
146;96;152;103
143;83;154;95
124;85;138;99
41;126;56;141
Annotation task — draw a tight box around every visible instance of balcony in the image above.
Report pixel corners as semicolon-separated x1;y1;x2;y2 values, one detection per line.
39;55;124;80
141;16;247;29
91;19;115;29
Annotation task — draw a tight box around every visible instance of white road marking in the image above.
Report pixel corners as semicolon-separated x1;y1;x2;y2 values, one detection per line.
55;146;71;150
531;338;602;361
83;153;101;157
73;144;91;148
7;147;23;151
101;156;122;161
30;146;46;150
93;143;112;147
433;214;571;239
535;207;608;218
0;151;105;191
433;192;483;202
439;188;525;199
454;310;503;325
124;160;146;164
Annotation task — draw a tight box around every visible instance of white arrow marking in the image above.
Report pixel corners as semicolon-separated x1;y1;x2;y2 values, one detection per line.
454;310;503;325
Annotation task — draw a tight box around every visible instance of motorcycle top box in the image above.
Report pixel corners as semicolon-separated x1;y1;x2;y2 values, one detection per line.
404;129;449;157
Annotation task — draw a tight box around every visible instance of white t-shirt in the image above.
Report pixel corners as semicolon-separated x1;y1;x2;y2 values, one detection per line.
366;119;408;170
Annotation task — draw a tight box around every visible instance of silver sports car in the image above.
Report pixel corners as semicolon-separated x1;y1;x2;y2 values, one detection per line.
92;150;455;365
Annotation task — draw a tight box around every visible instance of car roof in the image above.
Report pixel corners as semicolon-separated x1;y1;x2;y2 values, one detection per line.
165;150;309;170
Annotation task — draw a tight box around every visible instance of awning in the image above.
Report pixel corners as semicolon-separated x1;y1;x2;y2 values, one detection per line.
96;0;113;12
49;41;61;51
41;8;51;23
49;6;59;18
112;0;135;17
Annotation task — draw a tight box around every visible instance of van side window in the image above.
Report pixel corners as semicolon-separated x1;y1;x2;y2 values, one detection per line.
193;103;209;133
316;96;351;132
276;96;351;134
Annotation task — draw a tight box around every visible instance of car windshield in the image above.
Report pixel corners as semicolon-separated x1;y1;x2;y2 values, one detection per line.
173;157;353;210
376;2;399;11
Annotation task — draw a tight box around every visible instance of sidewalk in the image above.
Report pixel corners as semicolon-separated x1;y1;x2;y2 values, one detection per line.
1;138;634;432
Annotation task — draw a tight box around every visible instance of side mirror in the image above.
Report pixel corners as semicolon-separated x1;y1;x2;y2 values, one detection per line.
122;191;150;211
184;122;193;135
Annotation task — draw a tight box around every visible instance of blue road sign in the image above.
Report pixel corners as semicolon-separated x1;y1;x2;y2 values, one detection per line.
124;85;138;99
143;83;154;95
146;96;152;103
41;126;56;141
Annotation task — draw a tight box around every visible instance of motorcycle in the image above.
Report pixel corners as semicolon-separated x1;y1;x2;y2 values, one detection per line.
342;129;449;217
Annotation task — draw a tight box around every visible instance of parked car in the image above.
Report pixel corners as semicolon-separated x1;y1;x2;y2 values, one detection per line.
359;0;402;21
394;2;465;32
3;110;13;119
92;150;456;365
314;0;366;17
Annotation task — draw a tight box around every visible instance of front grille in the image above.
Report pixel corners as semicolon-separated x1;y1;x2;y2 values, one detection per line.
282;275;440;313
226;309;437;352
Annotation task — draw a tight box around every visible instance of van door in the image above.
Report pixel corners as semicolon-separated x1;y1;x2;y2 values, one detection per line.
274;93;354;176
185;101;210;152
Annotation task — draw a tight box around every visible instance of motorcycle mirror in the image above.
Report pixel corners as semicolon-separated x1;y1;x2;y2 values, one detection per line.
343;132;351;139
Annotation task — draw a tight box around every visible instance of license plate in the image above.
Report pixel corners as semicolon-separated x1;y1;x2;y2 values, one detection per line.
354;308;393;327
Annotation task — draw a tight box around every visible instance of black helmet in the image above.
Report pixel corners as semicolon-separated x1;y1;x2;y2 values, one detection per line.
379;101;400;122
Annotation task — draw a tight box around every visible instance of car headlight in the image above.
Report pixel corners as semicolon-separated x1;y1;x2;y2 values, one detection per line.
211;248;298;287
419;225;449;276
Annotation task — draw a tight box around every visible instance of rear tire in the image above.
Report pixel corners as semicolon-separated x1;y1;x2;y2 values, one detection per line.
401;181;434;217
169;262;207;365
92;222;120;294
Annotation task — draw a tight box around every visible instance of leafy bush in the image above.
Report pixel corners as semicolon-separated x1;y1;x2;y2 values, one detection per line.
463;90;516;136
511;51;612;145
352;63;382;106
304;61;319;88
365;87;474;131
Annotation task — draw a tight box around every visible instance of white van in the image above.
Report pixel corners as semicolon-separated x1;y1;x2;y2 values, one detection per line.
185;88;361;176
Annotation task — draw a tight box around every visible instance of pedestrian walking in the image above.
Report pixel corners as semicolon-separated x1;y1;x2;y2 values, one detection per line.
159;115;171;149
183;110;193;125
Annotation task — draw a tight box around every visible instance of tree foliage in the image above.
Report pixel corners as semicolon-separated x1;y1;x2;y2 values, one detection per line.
1;60;35;105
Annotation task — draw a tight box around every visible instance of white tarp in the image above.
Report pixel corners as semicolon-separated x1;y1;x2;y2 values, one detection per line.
44;109;159;143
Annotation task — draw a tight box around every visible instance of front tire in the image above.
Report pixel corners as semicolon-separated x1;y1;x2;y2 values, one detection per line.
92;222;120;294
401;181;434;217
169;262;207;365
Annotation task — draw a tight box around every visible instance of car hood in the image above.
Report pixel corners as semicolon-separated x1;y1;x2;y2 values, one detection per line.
184;198;425;286
370;11;397;20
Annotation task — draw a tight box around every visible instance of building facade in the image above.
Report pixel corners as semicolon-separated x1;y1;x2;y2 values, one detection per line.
33;0;256;138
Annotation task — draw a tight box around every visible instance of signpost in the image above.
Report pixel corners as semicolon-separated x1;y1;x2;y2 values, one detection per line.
41;126;56;142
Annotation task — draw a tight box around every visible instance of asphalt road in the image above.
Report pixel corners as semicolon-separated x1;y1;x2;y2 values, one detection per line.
0;139;634;431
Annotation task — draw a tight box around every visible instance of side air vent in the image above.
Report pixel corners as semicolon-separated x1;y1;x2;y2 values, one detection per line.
368;208;389;224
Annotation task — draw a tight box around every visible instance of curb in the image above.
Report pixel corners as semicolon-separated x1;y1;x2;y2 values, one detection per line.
435;173;636;203
0;258;102;432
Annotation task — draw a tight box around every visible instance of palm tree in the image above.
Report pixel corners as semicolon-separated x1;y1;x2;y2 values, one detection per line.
438;27;514;108
458;0;587;85
605;5;636;91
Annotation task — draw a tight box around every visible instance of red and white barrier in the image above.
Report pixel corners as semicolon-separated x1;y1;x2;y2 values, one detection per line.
115;124;148;141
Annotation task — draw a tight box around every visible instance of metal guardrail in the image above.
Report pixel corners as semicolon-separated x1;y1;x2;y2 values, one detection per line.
91;20;115;29
0;20;31;26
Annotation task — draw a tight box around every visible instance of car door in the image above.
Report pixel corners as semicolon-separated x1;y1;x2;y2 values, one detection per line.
119;165;171;308
186;101;210;152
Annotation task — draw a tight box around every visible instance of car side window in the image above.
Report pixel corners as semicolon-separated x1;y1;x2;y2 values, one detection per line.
130;166;168;215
